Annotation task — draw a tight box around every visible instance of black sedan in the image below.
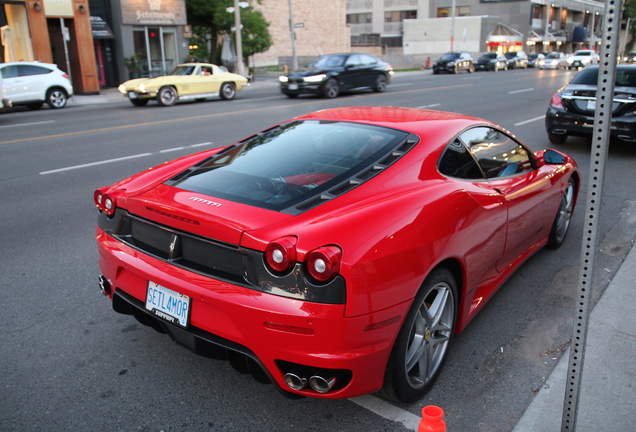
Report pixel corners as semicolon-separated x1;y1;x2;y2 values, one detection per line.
279;53;393;98
475;52;508;72
432;52;475;74
545;65;636;144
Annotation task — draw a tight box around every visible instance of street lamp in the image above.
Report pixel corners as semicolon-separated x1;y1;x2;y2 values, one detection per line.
226;1;249;76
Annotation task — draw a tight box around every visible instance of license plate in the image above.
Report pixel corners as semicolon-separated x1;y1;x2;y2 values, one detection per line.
145;281;191;328
128;92;138;99
587;100;596;110
288;84;298;90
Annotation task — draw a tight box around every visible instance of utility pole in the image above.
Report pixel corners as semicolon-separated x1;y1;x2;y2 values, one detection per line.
233;0;245;76
288;0;298;71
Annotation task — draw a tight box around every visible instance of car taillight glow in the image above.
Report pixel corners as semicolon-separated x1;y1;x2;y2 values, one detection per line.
550;93;564;109
306;246;341;282
265;236;297;273
94;188;117;217
62;73;69;80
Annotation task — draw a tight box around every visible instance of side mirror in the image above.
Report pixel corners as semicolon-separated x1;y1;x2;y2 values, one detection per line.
543;149;565;164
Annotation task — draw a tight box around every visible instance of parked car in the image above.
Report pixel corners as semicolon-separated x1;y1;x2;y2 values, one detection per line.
0;61;73;109
475;52;508;71
432;52;475;74
0;68;9;109
528;53;545;68
118;63;248;107
567;50;599;69
546;64;636;143
540;52;568;70
95;106;579;403
505;51;528;69
278;53;393;98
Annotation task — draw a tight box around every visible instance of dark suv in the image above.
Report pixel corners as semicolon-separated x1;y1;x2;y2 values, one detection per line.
432;52;475;74
505;51;528;69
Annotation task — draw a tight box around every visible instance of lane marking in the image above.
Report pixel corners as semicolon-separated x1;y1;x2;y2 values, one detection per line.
349;395;421;431
1;83;473;146
417;104;441;109
514;115;545;126
39;142;216;175
508;88;534;94
0;120;55;129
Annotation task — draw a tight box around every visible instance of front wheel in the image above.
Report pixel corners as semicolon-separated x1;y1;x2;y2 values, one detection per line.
220;82;236;100
380;268;457;403
468;63;475;73
373;74;387;92
46;88;68;109
547;178;575;248
157;86;177;106
322;78;339;98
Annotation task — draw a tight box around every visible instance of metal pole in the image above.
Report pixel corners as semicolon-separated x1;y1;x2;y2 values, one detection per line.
544;3;551;50
234;0;245;76
288;0;298;71
450;0;456;51
560;0;622;430
621;17;631;60
60;18;72;84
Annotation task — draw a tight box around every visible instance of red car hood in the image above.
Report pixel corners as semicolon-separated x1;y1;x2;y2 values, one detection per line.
121;184;293;245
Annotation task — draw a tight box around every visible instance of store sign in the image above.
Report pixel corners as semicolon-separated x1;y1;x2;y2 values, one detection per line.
120;0;187;25
43;0;74;17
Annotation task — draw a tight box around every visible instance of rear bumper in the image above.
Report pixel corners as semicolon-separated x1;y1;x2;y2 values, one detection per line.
96;227;408;399
546;107;636;141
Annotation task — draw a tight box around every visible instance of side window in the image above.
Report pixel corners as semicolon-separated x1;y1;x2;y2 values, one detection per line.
20;65;52;76
438;139;484;179
360;54;377;65
460;127;533;178
345;54;361;67
1;65;19;78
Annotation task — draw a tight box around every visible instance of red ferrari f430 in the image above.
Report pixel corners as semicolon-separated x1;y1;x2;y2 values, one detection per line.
95;106;578;403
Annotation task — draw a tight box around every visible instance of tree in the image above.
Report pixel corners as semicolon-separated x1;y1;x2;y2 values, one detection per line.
185;0;272;68
624;0;636;52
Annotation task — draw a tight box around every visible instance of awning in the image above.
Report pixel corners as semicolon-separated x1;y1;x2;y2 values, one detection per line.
488;22;524;42
91;16;115;39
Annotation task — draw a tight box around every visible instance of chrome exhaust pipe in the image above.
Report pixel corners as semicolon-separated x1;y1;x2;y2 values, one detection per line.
551;129;567;135
309;372;336;393
98;275;111;295
284;372;307;391
618;135;636;142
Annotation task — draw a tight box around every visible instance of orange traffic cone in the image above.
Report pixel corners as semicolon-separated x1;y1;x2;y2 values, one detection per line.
418;405;446;432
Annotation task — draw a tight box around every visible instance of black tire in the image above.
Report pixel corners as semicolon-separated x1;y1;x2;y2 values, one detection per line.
322;78;339;98
468;63;475;73
130;98;149;107
381;268;457;403
547;178;575;248
373;74;387;92
285;93;299;98
548;133;567;144
220;82;236;100
27;102;44;110
46;88;67;109
453;64;460;74
433;70;439;75
157;86;177;106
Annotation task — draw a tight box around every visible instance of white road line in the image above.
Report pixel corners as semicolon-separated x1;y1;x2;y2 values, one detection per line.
349;395;422;431
39;142;217;175
508;88;534;94
40;153;152;175
0;120;55;129
417;104;441;109
514;115;545;126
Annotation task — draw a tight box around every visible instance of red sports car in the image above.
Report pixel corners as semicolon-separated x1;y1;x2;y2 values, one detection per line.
94;106;579;403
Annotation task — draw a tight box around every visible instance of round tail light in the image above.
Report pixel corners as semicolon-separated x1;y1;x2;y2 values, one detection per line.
265;236;297;273
306;246;341;283
94;188;117;217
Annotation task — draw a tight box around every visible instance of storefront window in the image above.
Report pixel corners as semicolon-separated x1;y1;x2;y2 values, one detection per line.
1;3;34;62
133;26;177;77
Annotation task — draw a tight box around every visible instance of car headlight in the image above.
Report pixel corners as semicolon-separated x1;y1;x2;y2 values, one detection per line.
567;58;573;64
279;76;288;83
138;84;146;92
118;84;126;93
303;74;327;83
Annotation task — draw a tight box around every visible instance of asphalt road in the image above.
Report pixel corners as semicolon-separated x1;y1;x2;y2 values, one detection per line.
1;68;635;432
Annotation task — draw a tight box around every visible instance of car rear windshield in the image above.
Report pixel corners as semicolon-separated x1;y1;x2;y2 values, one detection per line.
573;51;592;56
167;120;410;212
570;67;636;87
545;53;561;59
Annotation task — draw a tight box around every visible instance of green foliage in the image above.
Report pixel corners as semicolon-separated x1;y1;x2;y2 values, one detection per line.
124;55;142;71
184;0;272;66
625;0;636;52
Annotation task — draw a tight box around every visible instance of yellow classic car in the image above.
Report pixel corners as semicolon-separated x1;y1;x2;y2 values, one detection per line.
118;63;249;107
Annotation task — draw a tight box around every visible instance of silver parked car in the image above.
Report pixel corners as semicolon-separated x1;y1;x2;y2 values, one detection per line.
540;52;568;70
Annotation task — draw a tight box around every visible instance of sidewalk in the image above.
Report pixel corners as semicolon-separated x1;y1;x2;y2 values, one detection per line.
513;244;636;432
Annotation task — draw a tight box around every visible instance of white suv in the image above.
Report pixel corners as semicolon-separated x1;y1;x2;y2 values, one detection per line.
0;62;73;109
567;50;599;70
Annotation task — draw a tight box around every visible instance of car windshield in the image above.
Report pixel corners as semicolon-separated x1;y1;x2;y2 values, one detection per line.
529;54;541;59
546;53;561;59
573;51;592;56
570;67;636;87
168;120;409;212
479;53;497;60
169;65;196;76
440;53;460;61
505;52;517;59
309;55;347;68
